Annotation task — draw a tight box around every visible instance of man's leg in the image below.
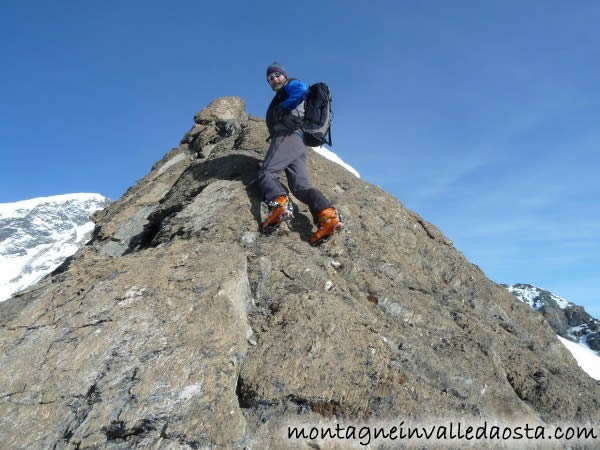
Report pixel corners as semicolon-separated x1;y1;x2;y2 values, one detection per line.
285;142;344;244
258;133;304;230
285;148;332;223
258;133;304;202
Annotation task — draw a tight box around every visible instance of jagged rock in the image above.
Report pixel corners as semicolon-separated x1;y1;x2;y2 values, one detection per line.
193;96;248;125
540;300;571;337
1;97;599;449
588;333;600;351
235;118;270;153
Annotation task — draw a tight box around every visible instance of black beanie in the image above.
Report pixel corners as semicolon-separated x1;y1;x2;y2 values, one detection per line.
266;62;287;78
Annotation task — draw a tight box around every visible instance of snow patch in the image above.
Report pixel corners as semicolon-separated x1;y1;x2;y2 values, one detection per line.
507;285;543;310
557;336;600;380
550;293;570;309
310;146;360;178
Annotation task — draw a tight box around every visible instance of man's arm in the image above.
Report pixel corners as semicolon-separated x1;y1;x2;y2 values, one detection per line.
281;80;308;110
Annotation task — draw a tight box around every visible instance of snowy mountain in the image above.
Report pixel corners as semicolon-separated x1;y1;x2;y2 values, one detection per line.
505;283;600;380
0;193;111;302
506;283;571;311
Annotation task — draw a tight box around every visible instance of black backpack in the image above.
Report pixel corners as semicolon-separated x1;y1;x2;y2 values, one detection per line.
302;83;332;147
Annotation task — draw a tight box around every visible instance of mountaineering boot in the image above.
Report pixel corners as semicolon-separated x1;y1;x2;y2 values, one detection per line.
261;195;293;231
310;207;344;245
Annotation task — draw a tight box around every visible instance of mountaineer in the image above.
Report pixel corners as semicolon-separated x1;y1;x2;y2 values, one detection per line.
258;62;343;245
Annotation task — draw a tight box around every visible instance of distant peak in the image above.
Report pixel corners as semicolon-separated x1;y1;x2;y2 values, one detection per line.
0;193;110;219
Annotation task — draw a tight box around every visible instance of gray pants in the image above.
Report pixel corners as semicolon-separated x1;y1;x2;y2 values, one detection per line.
258;132;331;222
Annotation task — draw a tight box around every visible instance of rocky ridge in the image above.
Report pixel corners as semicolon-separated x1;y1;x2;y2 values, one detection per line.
1;97;599;449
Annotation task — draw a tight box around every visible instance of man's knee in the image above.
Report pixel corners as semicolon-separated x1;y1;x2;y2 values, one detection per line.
258;168;276;185
257;168;265;182
290;185;313;202
289;176;313;194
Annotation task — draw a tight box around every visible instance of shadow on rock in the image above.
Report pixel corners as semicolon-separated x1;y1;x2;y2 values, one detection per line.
125;153;319;250
187;153;262;187
288;202;315;244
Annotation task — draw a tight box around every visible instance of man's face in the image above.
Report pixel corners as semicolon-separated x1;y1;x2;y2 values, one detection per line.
267;72;286;91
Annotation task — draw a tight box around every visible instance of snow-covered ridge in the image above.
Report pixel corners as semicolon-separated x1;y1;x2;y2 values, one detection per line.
506;283;571;310
310;146;360;178
0;193;111;302
0;193;107;219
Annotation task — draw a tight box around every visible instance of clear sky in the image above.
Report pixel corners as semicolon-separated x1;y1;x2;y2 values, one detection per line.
1;1;599;316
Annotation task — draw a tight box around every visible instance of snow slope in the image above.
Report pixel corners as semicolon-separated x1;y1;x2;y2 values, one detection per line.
558;336;600;380
0;193;110;301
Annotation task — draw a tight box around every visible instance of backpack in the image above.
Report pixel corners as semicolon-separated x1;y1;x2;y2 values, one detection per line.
302;83;333;147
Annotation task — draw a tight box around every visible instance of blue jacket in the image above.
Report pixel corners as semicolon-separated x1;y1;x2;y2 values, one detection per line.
266;79;308;136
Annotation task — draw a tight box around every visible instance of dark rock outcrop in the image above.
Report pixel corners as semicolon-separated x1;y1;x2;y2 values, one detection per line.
1;97;598;449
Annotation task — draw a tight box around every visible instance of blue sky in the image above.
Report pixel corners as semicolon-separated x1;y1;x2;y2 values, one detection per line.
1;1;599;316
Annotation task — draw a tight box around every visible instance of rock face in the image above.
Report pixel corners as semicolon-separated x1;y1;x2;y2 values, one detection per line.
1;97;599;449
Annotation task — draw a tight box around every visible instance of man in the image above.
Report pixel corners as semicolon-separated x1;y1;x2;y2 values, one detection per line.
258;62;343;245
